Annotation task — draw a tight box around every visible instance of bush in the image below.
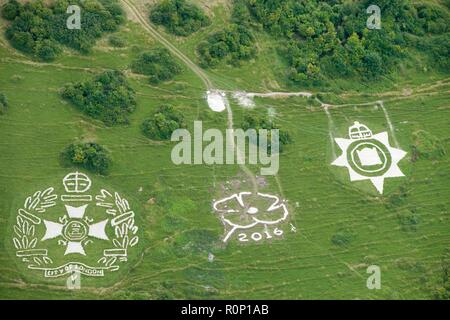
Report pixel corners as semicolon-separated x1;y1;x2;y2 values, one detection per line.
3;0;124;61
150;0;211;36
412;130;446;160
61;142;112;175
108;35;126;48
61;70;137;126
0;93;7;114
331;228;354;247
397;209;419;232
141;105;186;140
131;48;182;84
1;0;20;20
241;113;292;153
197;24;256;67
433;249;450;300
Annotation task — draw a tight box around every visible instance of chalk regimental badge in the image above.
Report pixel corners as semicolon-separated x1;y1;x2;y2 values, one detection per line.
12;172;139;278
332;122;407;194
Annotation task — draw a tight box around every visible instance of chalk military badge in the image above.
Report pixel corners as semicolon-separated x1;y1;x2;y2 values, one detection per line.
12;172;139;278
332;121;407;194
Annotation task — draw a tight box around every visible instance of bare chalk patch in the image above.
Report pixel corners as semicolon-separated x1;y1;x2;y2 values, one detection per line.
206;90;227;112
232;91;312;108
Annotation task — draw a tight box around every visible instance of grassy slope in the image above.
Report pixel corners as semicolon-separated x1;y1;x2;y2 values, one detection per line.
0;0;449;299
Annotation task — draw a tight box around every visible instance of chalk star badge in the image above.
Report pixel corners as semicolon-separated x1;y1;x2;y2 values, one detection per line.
332;121;407;194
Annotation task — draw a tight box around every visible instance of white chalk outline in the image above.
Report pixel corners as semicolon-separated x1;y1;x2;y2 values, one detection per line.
213;192;289;242
332;122;407;194
13;172;139;278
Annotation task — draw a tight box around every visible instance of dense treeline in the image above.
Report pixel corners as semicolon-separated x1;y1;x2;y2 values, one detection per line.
131;48;182;84
241;113;291;153
231;0;450;83
141;105;186;140
150;0;211;36
61;70;136;126
197;24;256;67
0;93;7;115
1;0;124;61
61;142;111;174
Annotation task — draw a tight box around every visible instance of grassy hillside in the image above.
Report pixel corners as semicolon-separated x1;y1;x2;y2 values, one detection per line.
0;0;449;299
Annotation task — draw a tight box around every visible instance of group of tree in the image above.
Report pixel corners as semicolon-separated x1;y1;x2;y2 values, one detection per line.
197;24;256;67
141;105;186;140
241;113;292;153
130;48;182;84
0;93;8;115
150;0;211;36
230;0;449;84
61;70;137;126
61;142;112;175
1;0;124;61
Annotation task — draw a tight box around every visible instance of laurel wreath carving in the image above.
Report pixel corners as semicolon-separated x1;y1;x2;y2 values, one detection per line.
96;189;139;268
13;187;57;266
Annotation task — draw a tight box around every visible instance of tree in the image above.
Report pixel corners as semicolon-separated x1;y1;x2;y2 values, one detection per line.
150;0;211;36
241;113;292;153
61;70;137;126
197;24;256;67
141;105;186;140
1;0;20;20
130;48;182;84
61;142;112;175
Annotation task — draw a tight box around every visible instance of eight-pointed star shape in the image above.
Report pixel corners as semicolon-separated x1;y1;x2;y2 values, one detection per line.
332;131;407;194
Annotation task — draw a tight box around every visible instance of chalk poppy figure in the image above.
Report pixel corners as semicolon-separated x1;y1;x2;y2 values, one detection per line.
213;192;289;242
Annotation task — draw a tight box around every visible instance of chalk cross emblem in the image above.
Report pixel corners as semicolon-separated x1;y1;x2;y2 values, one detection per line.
12;172;139;278
331;121;407;194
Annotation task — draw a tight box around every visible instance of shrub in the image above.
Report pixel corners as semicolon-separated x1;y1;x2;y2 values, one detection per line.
131;48;182;84
331;228;355;247
241;114;292;153
197;24;256;67
412;130;446;160
61;70;136;126
0;93;7;114
61;142;112;175
150;0;211;36
108;35;126;48
1;0;20;20
141;105;186;140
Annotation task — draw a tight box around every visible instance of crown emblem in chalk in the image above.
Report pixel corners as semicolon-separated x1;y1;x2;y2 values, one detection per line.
61;171;93;202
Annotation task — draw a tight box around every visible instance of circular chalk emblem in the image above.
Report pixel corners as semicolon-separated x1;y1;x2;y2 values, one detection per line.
346;139;392;177
12;172;139;278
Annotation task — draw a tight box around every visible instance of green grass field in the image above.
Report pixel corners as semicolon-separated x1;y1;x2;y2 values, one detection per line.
0;0;449;299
